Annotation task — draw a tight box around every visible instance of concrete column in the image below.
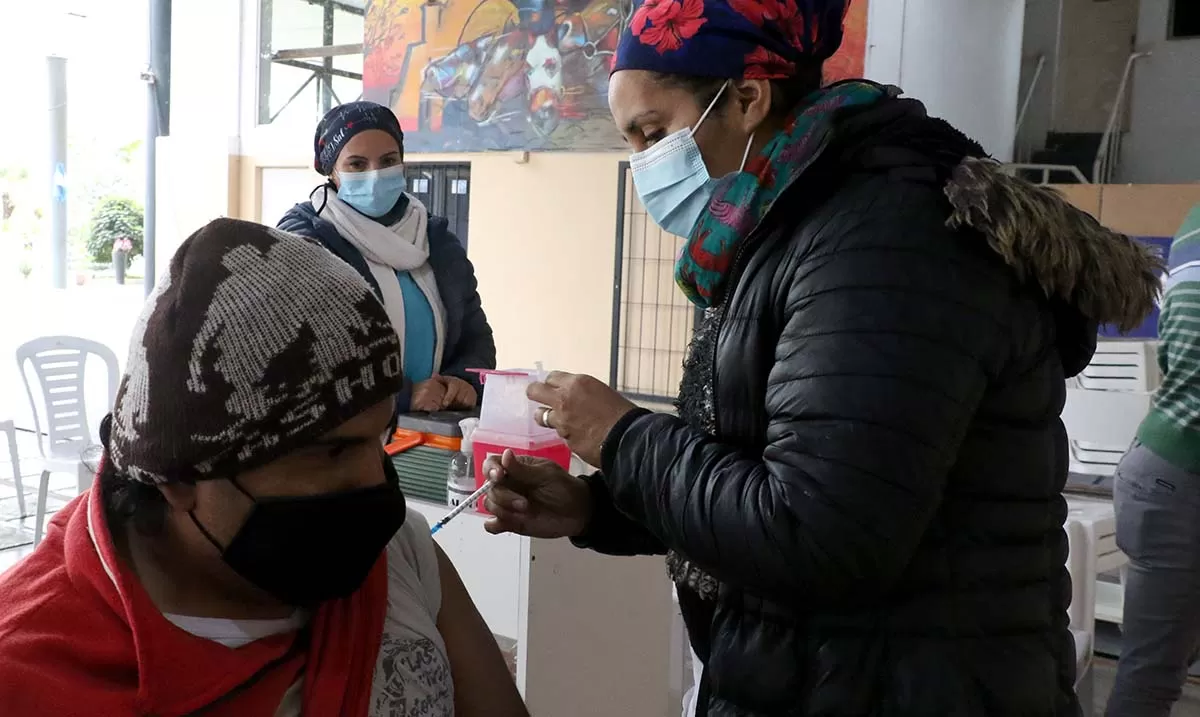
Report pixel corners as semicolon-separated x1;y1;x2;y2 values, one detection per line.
47;56;68;289
144;0;171;294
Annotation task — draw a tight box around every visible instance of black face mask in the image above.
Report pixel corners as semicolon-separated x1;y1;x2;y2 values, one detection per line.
190;458;407;607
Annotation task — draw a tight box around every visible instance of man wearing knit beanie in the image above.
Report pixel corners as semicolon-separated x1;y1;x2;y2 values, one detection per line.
0;219;526;717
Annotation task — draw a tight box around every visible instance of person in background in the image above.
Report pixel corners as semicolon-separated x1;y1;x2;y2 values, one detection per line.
1106;204;1200;717
279;101;495;413
0;219;527;717
481;0;1164;714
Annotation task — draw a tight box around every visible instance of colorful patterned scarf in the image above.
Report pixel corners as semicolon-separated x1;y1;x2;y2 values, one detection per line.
674;80;886;308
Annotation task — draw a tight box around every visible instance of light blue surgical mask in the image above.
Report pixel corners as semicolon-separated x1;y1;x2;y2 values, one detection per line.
336;165;408;218
629;82;754;237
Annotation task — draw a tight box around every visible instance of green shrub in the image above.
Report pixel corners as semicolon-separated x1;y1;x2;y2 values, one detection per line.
86;197;144;264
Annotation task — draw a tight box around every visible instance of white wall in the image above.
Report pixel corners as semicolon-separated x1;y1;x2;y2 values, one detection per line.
1120;0;1200;183
865;0;1026;161
260;167;325;226
1053;0;1138;134
171;0;244;139
150;0;246;271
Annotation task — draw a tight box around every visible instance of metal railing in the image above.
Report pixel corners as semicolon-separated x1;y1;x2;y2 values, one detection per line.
1003;163;1090;185
1014;54;1047;163
609;162;701;404
1093;51;1151;184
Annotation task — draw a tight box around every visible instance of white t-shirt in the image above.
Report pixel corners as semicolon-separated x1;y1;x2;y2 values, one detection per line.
166;508;454;717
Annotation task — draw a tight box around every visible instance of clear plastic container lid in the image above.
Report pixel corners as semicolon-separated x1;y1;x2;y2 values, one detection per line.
471;368;556;438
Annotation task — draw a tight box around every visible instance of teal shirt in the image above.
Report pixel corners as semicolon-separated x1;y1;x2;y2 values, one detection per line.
396;271;437;384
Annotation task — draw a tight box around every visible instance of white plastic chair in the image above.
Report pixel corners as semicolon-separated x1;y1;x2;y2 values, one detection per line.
0;419;22;518
1065;517;1097;716
1077;340;1160;392
16;336;119;545
1062;387;1152;476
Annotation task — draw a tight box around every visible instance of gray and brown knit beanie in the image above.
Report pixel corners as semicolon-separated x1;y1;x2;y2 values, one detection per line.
107;218;403;484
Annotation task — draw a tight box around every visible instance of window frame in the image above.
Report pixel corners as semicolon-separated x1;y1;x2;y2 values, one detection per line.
257;0;366;126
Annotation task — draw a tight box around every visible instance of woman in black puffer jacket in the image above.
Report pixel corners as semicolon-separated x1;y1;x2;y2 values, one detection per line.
481;1;1163;714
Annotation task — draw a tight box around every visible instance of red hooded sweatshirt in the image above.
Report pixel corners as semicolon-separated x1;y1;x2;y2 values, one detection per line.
0;488;386;716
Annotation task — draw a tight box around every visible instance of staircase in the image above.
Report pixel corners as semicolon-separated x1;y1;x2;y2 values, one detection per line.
1030;132;1104;183
1008;51;1150;186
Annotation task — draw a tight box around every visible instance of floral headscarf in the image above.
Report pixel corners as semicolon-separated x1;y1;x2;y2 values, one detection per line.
612;0;852;79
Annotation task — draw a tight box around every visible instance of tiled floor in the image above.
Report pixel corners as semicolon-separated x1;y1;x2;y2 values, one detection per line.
1094;658;1200;715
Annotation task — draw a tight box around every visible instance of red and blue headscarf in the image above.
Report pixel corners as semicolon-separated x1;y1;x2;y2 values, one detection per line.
612;0;852;80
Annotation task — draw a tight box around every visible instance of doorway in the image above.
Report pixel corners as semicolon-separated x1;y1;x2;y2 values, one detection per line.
404;163;471;249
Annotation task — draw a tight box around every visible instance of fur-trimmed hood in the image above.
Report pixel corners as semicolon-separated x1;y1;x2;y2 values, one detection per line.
832;94;1163;376
945;157;1164;334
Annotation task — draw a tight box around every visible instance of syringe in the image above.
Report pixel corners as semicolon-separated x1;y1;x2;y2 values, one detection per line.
430;478;496;535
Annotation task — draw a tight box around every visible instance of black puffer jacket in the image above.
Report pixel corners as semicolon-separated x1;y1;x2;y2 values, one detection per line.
578;98;1161;715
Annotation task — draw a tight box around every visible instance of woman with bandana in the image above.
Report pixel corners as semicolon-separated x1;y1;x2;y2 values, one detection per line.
481;0;1163;714
280;102;496;414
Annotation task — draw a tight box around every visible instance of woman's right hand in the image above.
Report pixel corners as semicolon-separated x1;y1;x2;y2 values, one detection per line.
482;451;592;539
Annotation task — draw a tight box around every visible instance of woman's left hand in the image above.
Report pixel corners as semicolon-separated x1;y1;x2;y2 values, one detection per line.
528;372;638;467
440;376;478;410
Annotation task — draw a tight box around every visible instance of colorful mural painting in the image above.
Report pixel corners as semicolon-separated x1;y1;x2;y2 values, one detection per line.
363;0;869;152
825;0;867;86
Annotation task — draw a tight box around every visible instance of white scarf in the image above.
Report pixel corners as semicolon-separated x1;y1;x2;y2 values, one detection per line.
314;188;447;374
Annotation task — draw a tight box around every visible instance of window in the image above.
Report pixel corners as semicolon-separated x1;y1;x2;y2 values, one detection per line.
258;0;365;127
610;162;702;403
1171;0;1200;39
